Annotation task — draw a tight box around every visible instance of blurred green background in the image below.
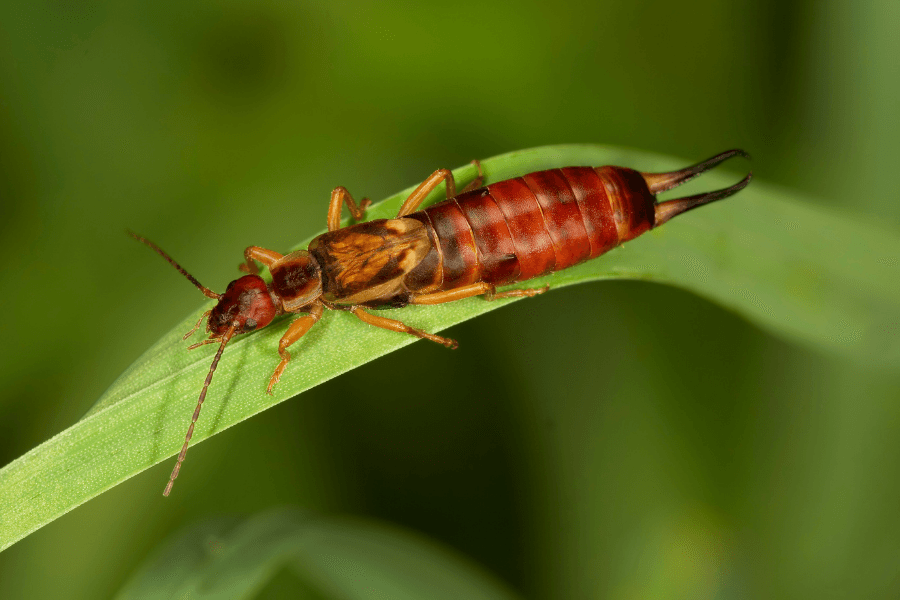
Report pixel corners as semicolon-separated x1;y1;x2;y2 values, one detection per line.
1;0;898;598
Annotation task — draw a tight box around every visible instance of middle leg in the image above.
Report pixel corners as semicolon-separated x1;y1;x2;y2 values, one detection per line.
397;160;485;216
328;186;372;232
396;169;458;217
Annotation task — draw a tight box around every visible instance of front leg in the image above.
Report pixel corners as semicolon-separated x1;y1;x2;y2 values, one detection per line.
267;302;325;394
239;246;283;274
328;186;372;232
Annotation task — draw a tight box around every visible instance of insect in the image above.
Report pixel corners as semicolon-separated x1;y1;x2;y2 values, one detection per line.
131;149;751;495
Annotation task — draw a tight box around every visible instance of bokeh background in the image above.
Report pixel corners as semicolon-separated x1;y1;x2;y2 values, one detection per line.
1;0;898;598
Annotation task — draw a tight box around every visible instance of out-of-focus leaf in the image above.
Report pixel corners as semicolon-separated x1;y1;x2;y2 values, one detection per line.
114;509;519;600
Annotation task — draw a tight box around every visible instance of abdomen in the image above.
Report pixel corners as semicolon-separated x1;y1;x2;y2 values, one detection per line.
405;166;656;290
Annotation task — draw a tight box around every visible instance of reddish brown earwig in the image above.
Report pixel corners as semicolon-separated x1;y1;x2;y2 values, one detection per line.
131;149;751;496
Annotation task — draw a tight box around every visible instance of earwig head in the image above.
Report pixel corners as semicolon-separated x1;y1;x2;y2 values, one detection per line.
128;231;281;337
208;274;278;336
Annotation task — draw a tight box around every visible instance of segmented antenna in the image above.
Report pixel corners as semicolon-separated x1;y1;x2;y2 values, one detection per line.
163;323;237;497
127;231;222;300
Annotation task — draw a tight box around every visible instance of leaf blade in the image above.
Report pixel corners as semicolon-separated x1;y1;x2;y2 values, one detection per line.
2;144;898;552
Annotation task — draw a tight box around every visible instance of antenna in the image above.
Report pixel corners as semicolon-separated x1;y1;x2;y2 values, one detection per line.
163;323;236;496
127;231;222;300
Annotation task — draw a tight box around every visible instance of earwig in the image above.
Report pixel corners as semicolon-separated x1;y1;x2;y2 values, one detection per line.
132;149;751;496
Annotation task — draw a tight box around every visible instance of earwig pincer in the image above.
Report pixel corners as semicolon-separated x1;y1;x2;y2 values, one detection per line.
131;149;751;495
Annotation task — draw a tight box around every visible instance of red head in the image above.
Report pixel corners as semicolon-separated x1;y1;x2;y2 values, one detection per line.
208;274;278;336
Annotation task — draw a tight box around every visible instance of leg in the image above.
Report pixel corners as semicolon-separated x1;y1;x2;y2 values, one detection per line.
397;169;458;217
459;160;484;194
240;246;283;274
267;303;325;394
397;161;486;216
328;186;372;232
485;285;550;300
411;281;550;305
411;282;494;304
351;307;458;348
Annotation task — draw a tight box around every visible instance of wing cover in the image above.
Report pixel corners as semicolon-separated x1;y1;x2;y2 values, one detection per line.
308;218;431;304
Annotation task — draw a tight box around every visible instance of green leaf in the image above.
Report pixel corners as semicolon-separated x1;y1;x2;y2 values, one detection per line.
1;144;898;552
114;509;519;600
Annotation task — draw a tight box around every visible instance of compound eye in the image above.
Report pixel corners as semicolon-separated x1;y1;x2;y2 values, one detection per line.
244;318;258;331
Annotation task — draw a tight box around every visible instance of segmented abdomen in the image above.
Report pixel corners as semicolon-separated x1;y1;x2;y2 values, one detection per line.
405;166;656;291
